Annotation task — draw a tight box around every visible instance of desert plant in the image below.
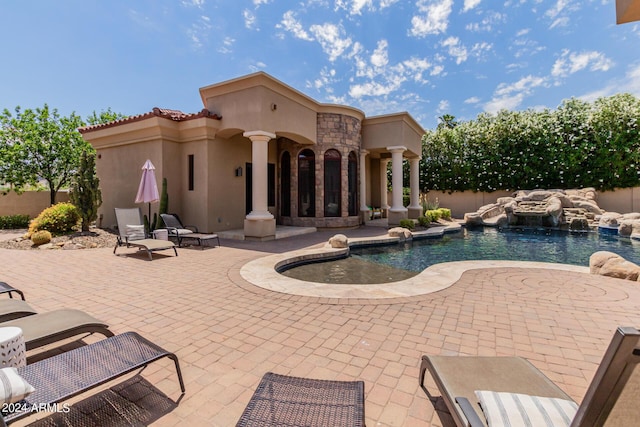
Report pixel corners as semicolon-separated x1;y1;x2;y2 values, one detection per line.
417;216;430;228
30;230;52;245
0;214;29;229
399;219;415;230
437;208;451;220
425;209;441;223
69;150;102;232
28;202;80;236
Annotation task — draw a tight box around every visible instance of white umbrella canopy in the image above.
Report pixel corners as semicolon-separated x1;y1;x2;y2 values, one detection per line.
135;159;160;219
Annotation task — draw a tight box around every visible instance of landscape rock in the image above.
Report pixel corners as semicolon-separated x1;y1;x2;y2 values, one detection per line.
388;227;412;240
590;251;640;281
328;234;348;248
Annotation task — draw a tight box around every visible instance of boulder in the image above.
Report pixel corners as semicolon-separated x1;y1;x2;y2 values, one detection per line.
388;227;412;240
590;251;640;281
328;234;348;248
569;217;589;230
571;200;603;215
618;219;640;237
599;213;621;227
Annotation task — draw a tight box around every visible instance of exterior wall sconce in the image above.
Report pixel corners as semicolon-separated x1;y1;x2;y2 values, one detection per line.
235;167;243;177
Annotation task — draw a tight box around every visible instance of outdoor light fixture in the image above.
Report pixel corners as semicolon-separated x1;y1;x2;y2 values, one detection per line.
235;167;243;177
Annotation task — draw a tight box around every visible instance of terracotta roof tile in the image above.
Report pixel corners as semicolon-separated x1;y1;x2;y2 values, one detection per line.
78;107;221;133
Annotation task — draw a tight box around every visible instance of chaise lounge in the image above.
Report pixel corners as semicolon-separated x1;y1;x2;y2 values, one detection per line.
419;326;640;426
160;213;220;248
114;208;177;260
0;298;113;351
1;331;185;425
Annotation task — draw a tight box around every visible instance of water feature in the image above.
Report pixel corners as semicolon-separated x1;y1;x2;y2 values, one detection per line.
280;227;640;284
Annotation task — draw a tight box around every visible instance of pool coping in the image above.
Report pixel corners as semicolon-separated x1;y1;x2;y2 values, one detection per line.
239;225;591;299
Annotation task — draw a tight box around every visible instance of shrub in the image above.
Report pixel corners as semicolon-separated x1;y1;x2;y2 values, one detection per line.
30;230;52;245
0;214;30;229
425;209;441;223
28;203;80;236
437;208;451;220
417;216;430;228
399;219;415;230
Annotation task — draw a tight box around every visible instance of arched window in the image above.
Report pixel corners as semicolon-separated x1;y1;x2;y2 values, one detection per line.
298;149;315;217
281;151;291;217
324;149;341;217
348;151;358;216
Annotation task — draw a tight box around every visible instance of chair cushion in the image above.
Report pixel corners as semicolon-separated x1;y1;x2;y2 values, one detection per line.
0;367;35;404
125;224;146;240
475;390;578;427
170;229;193;236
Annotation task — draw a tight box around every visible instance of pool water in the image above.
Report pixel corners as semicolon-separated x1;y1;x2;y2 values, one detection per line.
280;227;640;284
353;227;640;273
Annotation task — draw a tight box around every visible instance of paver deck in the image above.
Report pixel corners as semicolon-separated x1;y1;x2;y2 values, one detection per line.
2;227;639;426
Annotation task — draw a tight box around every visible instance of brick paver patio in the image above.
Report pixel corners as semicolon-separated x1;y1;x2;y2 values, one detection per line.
2;227;639;426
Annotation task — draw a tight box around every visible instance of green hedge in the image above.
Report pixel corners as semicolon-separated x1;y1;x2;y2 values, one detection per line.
0;214;30;229
420;93;640;192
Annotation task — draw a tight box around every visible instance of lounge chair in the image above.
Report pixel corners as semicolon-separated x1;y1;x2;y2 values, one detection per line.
0;282;25;301
1;331;185;425
160;213;220;248
0;300;36;322
114;208;177;260
236;372;365;427
419;326;640;427
0;299;113;351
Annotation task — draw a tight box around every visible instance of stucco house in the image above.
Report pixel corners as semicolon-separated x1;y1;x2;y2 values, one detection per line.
80;72;425;240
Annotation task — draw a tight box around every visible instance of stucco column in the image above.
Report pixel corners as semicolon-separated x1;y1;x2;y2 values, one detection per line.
408;157;422;219
359;150;369;222
387;146;408;226
380;159;390;217
243;131;276;240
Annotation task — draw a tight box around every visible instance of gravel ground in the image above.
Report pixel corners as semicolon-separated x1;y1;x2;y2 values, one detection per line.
0;227;118;250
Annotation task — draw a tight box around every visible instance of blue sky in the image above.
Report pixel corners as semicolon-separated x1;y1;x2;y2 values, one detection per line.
1;1;638;130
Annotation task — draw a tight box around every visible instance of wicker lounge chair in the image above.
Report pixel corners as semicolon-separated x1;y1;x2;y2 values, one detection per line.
114;208;177;260
236;372;365;427
160;213;219;248
1;331;185;425
419;326;640;427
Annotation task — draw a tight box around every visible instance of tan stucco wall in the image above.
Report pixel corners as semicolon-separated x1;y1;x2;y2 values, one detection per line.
362;113;424;158
0;191;70;219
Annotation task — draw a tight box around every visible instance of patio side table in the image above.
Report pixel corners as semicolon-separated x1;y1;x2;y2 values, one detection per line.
236;372;365;427
0;327;26;368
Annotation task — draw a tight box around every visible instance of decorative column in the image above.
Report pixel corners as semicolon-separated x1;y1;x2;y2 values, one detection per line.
387;146;408;226
408;157;422;219
380;158;390;217
359;150;369;223
243;131;276;240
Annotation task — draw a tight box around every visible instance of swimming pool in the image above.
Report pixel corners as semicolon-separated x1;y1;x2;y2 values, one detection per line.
280;227;640;284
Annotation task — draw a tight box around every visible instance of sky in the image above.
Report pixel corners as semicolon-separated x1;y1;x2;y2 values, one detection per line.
1;0;639;130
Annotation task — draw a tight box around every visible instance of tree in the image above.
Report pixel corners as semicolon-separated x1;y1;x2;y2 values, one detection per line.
69;150;102;232
437;114;458;130
0;104;90;205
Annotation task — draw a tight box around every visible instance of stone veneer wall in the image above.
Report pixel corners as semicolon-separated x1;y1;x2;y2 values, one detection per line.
278;112;361;228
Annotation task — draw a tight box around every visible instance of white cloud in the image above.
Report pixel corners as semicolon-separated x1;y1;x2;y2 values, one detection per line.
580;63;640;102
516;28;530;37
336;0;373;15
471;41;492;59
217;36;235;54
437;99;450;113
441;36;468;64
551;49;614;78
186;15;212;50
371;40;389;68
464;96;480;104
181;0;204;8
349;74;405;98
430;64;445;75
253;0;271;5
279;11;314;41
465;11;505;32
484;75;547;113
409;0;453;37
463;0;481;12
243;9;256;29
309;23;353;61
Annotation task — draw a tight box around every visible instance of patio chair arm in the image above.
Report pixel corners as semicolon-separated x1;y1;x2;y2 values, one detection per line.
455;397;486;427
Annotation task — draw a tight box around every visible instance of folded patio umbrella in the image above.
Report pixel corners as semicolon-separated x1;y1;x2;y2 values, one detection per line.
135;159;160;221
